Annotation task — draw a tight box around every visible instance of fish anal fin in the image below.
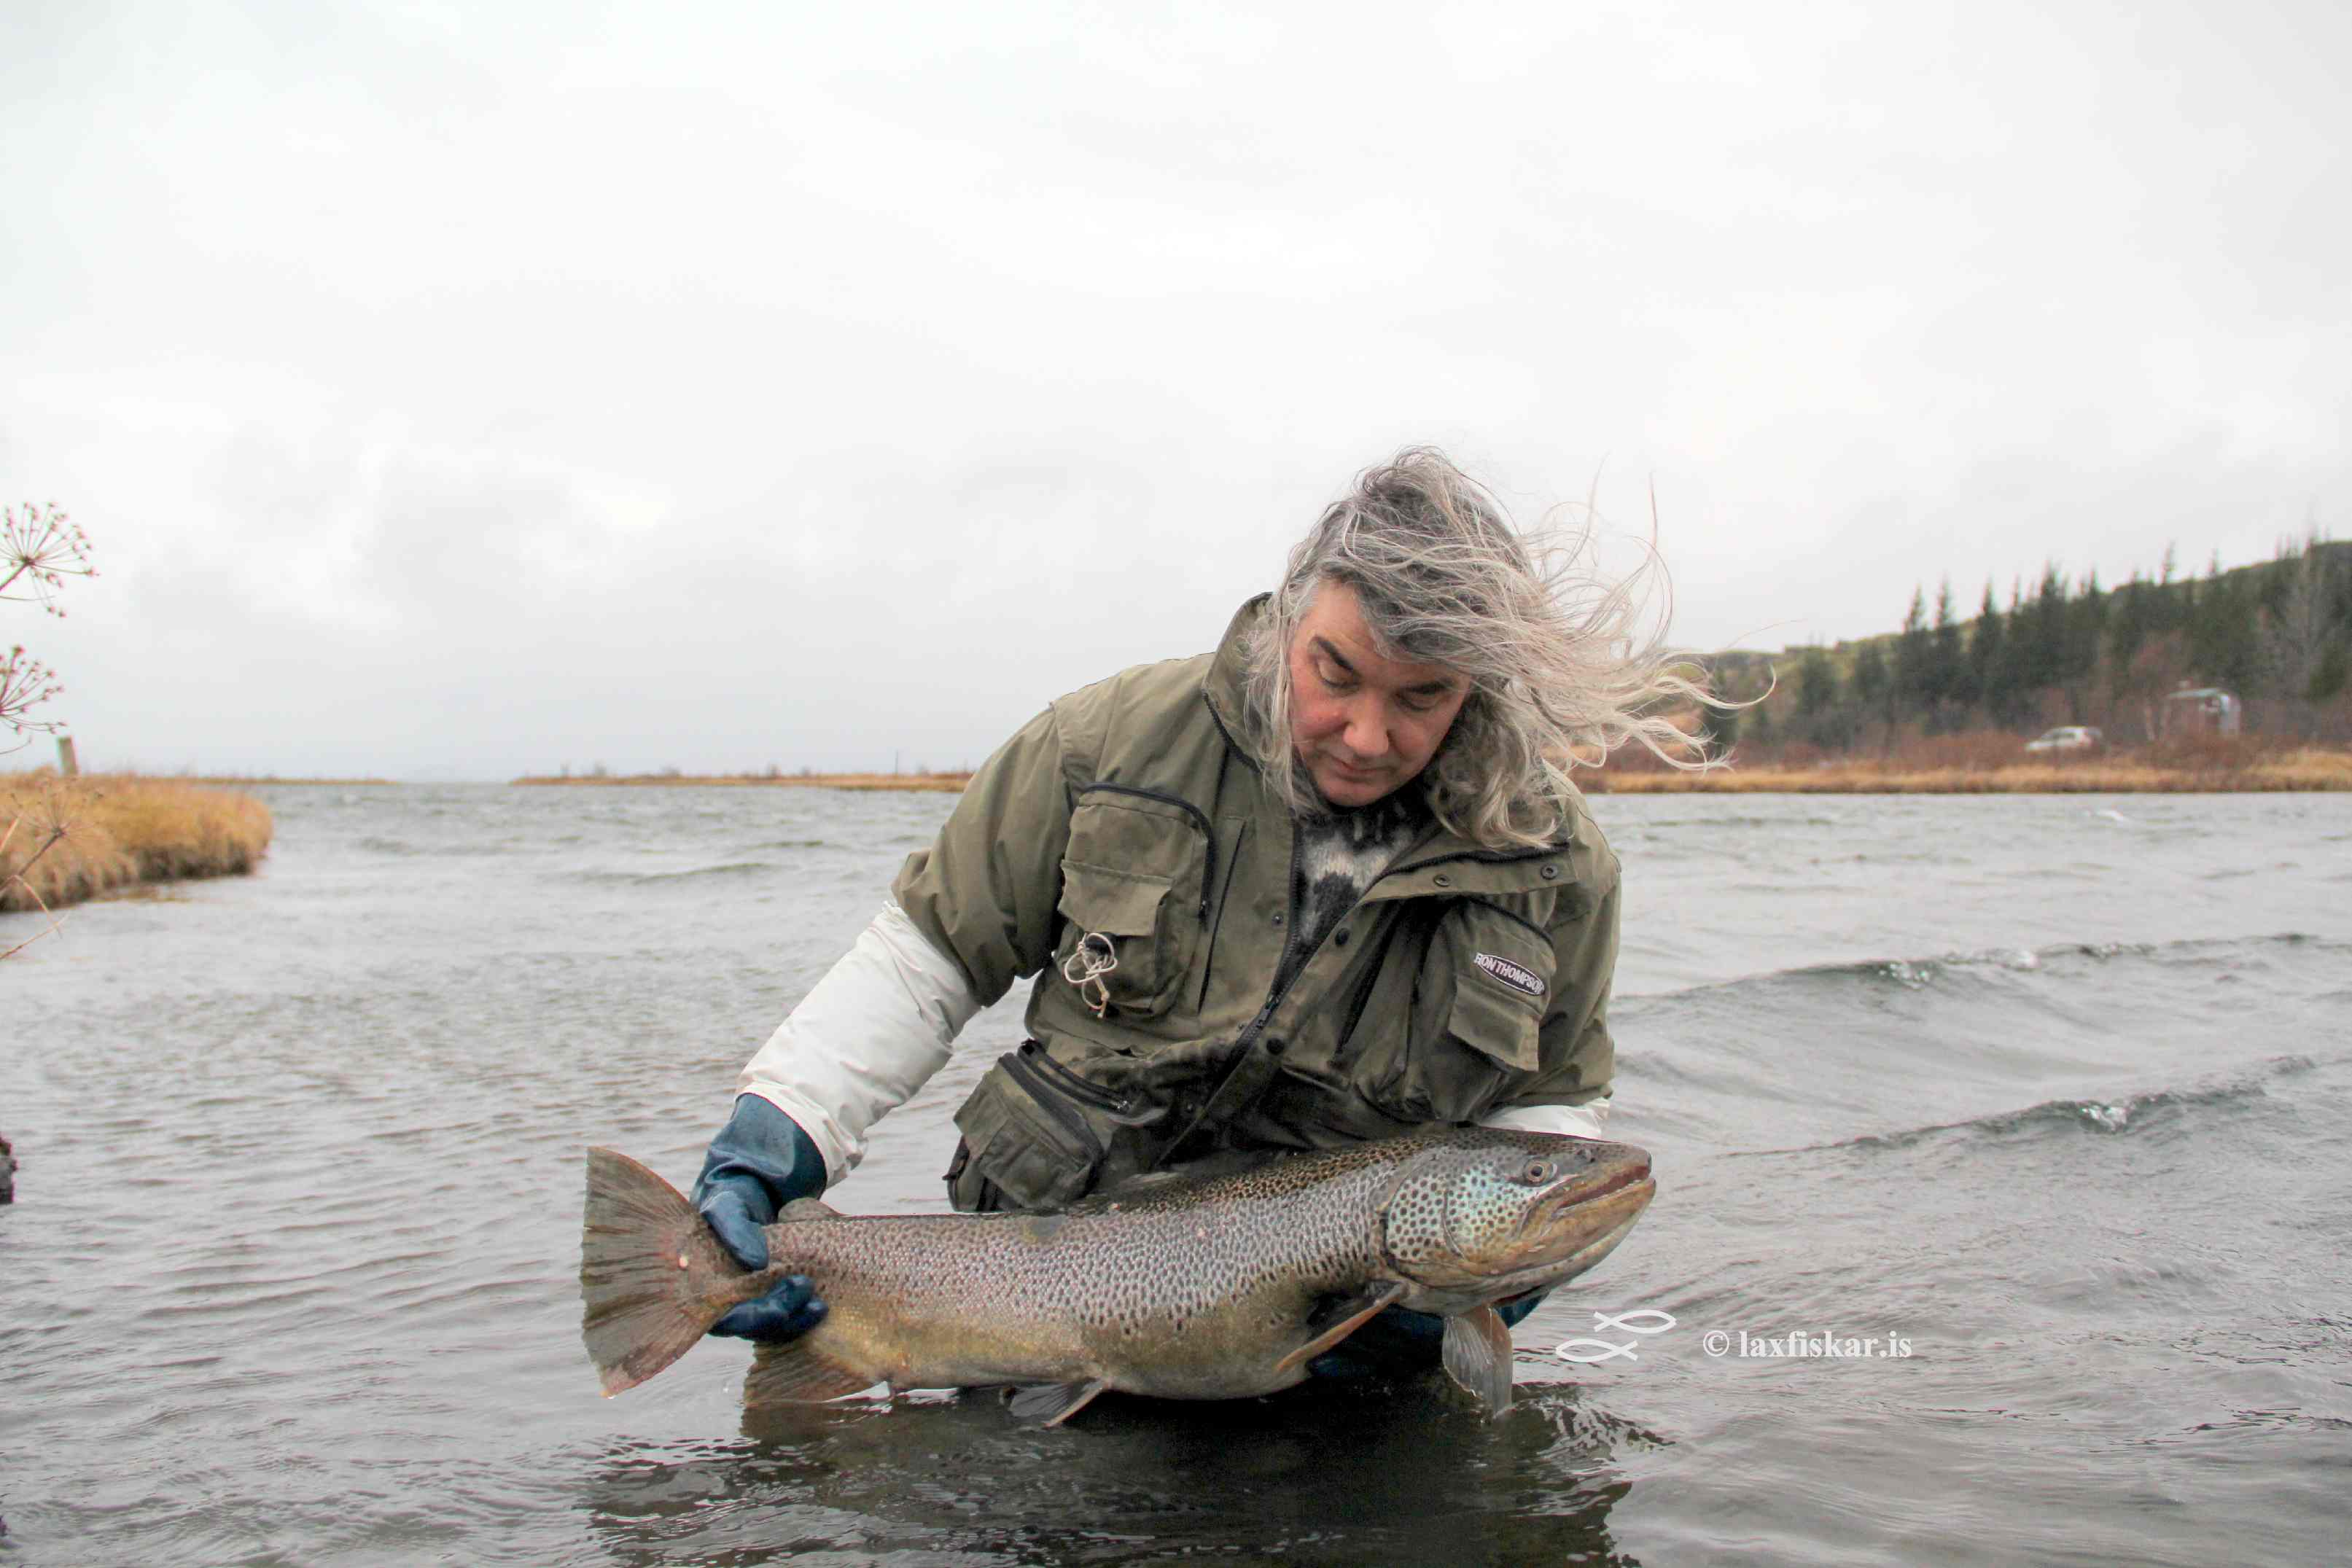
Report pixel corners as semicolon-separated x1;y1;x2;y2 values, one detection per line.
742;1337;878;1408
1005;1378;1110;1427
1441;1305;1516;1418
1272;1282;1410;1376
778;1197;844;1222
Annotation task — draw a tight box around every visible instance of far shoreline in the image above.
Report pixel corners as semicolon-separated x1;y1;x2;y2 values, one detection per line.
513;771;973;792
174;775;397;787
510;754;2350;795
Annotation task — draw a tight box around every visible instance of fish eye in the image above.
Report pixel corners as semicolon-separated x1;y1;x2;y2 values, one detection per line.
1516;1159;1556;1185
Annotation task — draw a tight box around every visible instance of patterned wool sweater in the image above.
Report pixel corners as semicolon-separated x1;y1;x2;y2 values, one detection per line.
1272;786;1428;996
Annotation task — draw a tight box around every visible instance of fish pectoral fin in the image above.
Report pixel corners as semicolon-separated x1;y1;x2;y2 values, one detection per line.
742;1338;876;1408
1004;1378;1110;1427
1441;1306;1516;1419
777;1197;844;1221
1272;1282;1410;1376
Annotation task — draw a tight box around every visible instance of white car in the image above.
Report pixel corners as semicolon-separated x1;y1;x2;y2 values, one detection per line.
2025;725;2104;753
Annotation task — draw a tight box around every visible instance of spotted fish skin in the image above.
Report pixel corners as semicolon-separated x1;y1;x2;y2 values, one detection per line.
580;1128;1654;1416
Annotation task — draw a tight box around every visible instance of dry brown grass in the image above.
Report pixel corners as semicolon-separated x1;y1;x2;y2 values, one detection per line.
509;740;2352;797
513;771;974;793
1588;736;2352;794
1;771;274;916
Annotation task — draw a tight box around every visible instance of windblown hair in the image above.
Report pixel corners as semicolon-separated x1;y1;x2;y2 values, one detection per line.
1242;447;1717;849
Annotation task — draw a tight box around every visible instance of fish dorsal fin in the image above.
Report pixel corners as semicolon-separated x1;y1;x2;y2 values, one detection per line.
1086;1169;1190;1201
1271;1282;1409;1376
1005;1378;1110;1427
1078;1149;1282;1212
778;1196;844;1221
1441;1305;1516;1418
742;1338;876;1408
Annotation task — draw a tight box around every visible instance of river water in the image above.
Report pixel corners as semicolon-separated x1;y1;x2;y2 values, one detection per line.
3;784;2348;1565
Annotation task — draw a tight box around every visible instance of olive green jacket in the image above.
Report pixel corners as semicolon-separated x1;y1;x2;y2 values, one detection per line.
893;597;1621;1212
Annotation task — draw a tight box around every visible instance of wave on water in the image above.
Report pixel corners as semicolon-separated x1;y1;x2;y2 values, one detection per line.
569;861;780;886
1614;932;2348;1150
1742;1053;2321;1158
1641;930;2334;1002
355;835;529;859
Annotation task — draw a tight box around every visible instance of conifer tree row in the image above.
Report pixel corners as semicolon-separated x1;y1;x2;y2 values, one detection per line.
1713;532;2352;749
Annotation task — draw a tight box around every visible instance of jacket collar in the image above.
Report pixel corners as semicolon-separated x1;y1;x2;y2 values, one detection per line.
1201;593;1264;746
1199;595;1566;863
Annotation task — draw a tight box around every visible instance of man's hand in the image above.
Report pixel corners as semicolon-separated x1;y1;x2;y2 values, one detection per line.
690;1095;830;1342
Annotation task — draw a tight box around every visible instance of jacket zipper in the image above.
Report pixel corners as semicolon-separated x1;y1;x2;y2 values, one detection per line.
1332;912;1409;1067
1150;819;1323;1169
1016;1039;1130;1112
1078;782;1218;918
1191;823;1225;1014
1231;823;1307;1055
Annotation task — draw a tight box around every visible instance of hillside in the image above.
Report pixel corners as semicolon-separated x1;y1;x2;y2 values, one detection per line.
1694;536;2351;755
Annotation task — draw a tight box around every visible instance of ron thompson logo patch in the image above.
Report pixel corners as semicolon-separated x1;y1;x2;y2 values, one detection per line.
1473;952;1546;999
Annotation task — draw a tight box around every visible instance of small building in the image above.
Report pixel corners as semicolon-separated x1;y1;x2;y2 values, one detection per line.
2164;686;2242;736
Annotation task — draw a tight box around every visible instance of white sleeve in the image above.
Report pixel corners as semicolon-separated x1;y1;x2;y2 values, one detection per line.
737;898;982;1187
1479;1098;1612;1141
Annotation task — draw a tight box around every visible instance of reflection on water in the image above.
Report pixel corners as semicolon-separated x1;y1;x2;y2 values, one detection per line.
583;1380;1647;1567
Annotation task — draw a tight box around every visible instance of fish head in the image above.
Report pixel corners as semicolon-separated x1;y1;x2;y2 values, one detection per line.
1376;1131;1655;1304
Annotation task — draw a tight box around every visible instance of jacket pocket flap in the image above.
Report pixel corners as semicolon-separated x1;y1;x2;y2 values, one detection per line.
1448;980;1543;1073
1057;863;1171;937
952;1066;1103;1211
1444;906;1550;1073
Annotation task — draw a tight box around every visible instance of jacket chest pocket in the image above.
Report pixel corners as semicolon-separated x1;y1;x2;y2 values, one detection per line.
1051;789;1212;1021
1363;899;1552;1124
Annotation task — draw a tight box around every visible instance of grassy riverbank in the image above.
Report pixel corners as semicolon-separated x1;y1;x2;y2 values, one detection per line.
1587;736;2352;793
509;737;2352;796
512;771;973;792
1;773;275;916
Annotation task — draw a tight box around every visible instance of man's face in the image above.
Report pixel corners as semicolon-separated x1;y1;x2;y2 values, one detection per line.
1285;580;1472;808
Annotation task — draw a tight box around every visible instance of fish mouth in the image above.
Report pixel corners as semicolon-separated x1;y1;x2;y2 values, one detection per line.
1502;1160;1657;1285
1545;1178;1654;1267
1538;1151;1652;1223
1529;1171;1654;1258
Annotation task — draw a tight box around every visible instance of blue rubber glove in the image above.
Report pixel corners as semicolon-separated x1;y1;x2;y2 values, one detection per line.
1307;1292;1549;1380
690;1095;830;1342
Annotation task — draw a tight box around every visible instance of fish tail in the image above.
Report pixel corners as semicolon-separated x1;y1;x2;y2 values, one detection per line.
580;1146;745;1397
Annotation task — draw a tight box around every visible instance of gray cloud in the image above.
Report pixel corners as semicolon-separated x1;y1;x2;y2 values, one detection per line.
4;0;2345;776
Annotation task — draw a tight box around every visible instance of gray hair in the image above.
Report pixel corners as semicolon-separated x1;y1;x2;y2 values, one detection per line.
1241;446;1715;849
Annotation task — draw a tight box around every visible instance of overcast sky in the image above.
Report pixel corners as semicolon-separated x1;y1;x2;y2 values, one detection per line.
4;0;2344;778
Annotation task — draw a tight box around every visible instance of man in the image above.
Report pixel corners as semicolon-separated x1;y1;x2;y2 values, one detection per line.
694;448;1693;1365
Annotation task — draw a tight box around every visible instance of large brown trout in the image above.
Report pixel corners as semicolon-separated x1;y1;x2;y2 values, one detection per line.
580;1128;1654;1424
